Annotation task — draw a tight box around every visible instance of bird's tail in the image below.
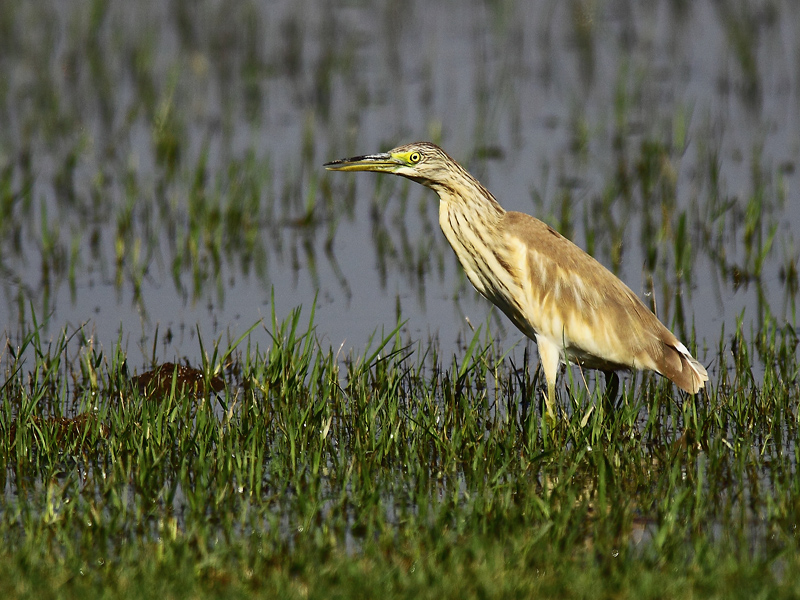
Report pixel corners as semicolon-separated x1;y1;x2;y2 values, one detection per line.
668;341;708;394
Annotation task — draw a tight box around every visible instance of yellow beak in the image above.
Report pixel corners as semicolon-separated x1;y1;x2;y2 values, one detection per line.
323;152;402;173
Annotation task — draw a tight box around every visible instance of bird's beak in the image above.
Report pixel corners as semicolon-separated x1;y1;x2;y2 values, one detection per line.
324;152;401;173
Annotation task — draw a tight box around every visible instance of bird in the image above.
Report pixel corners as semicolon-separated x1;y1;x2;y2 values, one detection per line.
324;142;708;416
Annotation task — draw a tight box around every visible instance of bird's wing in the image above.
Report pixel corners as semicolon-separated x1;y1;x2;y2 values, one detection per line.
500;211;678;371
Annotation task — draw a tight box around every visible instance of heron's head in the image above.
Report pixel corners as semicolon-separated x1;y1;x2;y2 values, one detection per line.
324;142;460;189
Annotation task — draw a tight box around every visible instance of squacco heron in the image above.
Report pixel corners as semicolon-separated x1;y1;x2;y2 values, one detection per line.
325;142;708;415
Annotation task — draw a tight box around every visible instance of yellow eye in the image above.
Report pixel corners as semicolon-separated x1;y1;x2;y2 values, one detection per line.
409;152;421;163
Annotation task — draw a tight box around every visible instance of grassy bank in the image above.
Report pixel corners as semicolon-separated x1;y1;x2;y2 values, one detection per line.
1;305;799;598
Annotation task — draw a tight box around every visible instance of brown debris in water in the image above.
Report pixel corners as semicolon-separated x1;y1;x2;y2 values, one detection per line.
9;413;109;447
132;362;225;398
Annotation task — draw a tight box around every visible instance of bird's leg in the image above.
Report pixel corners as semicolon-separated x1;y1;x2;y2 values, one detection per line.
601;370;620;412
545;381;556;420
536;336;561;421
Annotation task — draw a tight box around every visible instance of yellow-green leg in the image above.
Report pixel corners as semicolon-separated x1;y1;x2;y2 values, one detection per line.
537;335;561;421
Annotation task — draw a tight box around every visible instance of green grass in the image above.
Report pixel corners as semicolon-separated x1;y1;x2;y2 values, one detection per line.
1;305;799;598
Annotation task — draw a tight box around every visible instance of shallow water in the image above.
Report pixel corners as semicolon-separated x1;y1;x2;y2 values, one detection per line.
0;0;798;381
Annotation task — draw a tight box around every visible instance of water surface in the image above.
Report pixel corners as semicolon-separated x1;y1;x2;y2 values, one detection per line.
1;0;797;382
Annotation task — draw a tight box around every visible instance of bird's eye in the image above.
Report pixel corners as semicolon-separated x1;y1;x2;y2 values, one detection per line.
409;152;421;163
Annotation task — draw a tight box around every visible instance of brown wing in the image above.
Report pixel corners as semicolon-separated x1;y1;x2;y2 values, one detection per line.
500;211;707;392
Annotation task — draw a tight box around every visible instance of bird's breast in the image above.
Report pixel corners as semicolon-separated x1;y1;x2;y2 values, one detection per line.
438;200;526;319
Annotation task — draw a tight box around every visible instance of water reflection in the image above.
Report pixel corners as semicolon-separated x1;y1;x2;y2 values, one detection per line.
0;0;797;377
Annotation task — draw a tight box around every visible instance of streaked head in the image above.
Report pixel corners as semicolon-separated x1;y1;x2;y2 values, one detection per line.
324;142;458;188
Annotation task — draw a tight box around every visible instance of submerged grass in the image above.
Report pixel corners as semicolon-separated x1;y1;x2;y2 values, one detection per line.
1;304;799;598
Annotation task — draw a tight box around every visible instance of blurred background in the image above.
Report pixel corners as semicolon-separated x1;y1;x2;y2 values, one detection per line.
0;0;797;379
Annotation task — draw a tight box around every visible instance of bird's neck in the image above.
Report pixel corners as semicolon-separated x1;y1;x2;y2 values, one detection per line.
433;173;508;303
432;175;505;237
